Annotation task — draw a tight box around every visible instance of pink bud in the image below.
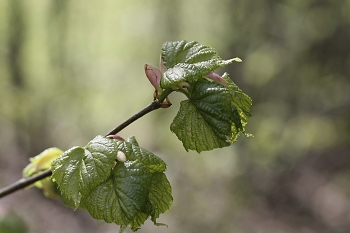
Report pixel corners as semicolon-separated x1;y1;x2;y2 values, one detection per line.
206;72;228;86
107;135;125;141
144;64;162;94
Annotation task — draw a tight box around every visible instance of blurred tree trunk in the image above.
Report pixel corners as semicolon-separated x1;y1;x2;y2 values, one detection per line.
8;0;25;88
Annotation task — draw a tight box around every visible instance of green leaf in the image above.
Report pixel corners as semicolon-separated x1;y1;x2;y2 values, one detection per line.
126;135;139;146
222;73;253;141
116;139;167;173
162;40;221;67
171;80;234;152
148;173;172;223
160;41;237;89
81;139;172;232
159;41;251;152
51;135;171;232
82;162;152;226
51;135;118;207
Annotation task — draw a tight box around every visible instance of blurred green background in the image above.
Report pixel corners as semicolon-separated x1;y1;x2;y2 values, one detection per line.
1;0;350;233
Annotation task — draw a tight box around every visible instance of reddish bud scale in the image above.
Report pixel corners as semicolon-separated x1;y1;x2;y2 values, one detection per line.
160;97;172;108
206;72;228;86
144;64;162;93
107;135;125;141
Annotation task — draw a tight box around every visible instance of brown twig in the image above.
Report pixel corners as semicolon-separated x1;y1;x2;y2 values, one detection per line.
0;169;52;198
106;100;161;135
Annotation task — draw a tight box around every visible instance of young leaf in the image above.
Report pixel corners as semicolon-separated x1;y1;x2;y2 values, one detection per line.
116;139;167;173
51;135;118;207
160;41;237;89
22;147;63;198
162;40;221;68
82;162;153;226
23;148;63;177
81;139;172;232
126;135;139;146
148;172;172;223
222;73;253;141
171;80;234;152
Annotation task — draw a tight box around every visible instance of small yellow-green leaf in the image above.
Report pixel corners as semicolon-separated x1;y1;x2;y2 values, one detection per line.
22;147;63;198
233;57;242;62
23;147;63;177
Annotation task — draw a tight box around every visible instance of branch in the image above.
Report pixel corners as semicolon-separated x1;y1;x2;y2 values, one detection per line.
0;169;52;198
0;100;163;199
106;100;161;136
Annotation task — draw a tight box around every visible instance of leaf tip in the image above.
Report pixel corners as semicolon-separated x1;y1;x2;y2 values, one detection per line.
233;57;242;62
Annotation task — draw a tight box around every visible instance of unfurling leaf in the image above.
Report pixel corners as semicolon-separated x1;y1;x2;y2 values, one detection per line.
22;147;63;198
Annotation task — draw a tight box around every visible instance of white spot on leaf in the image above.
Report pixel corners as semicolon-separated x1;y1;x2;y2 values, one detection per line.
116;151;126;162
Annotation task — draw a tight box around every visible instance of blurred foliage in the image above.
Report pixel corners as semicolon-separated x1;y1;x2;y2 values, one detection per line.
0;212;28;233
0;0;350;233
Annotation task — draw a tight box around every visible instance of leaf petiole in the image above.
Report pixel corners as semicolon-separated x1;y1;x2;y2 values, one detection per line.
175;87;190;98
156;88;173;103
